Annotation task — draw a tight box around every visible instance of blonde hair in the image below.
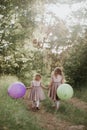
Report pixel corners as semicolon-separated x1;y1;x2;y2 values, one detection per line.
54;67;63;76
52;67;65;83
34;73;41;80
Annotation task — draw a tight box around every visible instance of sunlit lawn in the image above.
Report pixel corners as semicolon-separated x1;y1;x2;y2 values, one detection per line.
42;76;87;126
43;97;87;126
0;75;87;130
0;75;44;130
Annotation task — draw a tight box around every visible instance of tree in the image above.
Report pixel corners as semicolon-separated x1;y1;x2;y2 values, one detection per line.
63;32;87;86
0;0;35;75
0;0;87;87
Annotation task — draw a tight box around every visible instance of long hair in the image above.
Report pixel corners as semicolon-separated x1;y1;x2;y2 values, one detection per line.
52;67;65;83
54;67;63;76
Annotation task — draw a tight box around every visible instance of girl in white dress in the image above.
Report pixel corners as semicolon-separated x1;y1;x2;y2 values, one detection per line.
48;67;64;110
29;74;45;110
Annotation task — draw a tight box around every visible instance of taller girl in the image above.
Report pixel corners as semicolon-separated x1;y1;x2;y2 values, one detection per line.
48;67;64;110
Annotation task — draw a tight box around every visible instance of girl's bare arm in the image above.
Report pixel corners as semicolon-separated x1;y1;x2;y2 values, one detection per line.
26;86;32;89
41;84;48;90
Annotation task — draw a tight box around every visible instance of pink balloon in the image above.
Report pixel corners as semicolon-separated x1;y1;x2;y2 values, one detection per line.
8;82;26;99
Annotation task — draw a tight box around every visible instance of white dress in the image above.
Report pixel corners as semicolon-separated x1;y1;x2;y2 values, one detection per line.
29;80;45;101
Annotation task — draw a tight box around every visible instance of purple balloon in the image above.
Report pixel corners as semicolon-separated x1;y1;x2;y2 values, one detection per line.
8;82;26;99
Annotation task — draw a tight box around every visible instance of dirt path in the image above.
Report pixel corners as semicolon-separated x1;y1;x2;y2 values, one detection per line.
24;89;86;130
24;99;71;130
24;89;72;130
68;97;87;111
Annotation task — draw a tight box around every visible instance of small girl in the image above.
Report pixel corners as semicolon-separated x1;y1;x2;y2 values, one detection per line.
48;67;64;110
29;73;45;110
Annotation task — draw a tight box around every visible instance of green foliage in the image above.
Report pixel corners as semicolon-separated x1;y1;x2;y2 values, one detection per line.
63;39;87;86
75;83;87;102
43;98;87;126
0;75;45;130
0;0;87;90
0;0;49;81
0;75;18;89
58;102;87;125
0;0;34;72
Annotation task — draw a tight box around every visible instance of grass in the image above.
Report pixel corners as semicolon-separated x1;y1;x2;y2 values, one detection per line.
0;75;45;130
43;95;87;126
58;102;87;125
42;76;87;126
74;84;87;102
42;75;87;103
0;75;87;130
42;76;50;87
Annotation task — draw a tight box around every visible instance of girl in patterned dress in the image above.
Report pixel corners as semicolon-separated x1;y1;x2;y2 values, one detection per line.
29;74;45;110
48;67;64;110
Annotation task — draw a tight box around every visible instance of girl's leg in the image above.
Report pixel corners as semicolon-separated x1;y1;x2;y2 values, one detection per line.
36;100;40;109
32;101;36;108
52;100;56;107
56;100;60;110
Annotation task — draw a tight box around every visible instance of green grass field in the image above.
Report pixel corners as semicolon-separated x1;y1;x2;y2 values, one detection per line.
74;86;87;102
43;98;87;126
0;75;45;130
0;75;87;130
